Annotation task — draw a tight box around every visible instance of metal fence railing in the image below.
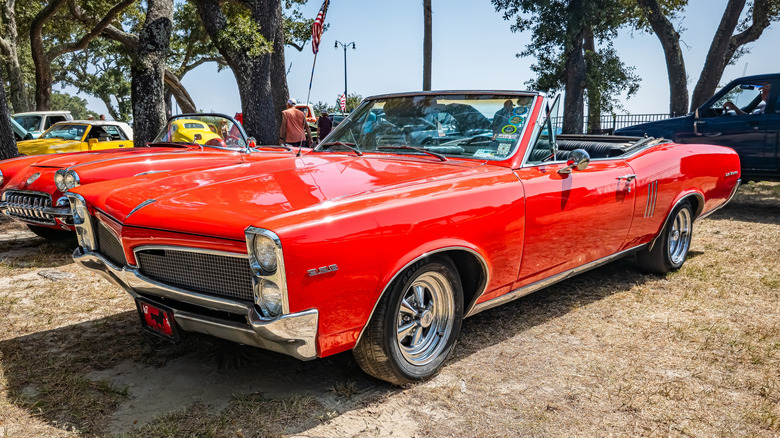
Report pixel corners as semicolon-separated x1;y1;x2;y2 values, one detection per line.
552;113;674;134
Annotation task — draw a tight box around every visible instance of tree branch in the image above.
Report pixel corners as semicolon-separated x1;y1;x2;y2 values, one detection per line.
49;0;136;59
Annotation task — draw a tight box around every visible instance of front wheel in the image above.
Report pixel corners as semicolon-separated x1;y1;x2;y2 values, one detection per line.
638;200;694;274
353;255;463;385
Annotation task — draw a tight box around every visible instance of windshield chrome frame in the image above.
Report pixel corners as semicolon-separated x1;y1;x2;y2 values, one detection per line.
317;91;541;162
156;113;250;153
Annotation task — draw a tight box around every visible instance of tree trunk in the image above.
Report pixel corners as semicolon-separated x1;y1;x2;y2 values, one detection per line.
690;0;746;110
131;0;173;147
691;0;774;109
0;69;19;159
562;27;586;134
0;0;30;112
30;0;66;111
423;0;432;91
583;28;601;134
269;2;289;135
636;0;689;116
163;69;196;114
195;0;281;143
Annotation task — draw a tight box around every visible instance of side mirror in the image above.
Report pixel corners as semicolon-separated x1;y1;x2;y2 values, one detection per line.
88;138;98;150
557;149;590;175
193;133;202;142
247;137;257;148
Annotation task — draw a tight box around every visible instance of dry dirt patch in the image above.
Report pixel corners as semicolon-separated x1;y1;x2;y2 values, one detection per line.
1;181;779;437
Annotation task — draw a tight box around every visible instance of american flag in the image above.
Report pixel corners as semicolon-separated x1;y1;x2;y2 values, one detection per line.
339;93;347;112
311;0;329;54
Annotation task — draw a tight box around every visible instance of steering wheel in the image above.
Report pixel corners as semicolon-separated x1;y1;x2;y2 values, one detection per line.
224;135;242;148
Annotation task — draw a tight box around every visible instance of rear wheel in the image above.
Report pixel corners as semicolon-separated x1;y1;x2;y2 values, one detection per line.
27;224;74;241
638;200;693;274
353;256;463;385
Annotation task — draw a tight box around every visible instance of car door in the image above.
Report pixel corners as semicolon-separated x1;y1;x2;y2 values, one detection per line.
762;81;780;174
687;80;773;172
513;102;636;288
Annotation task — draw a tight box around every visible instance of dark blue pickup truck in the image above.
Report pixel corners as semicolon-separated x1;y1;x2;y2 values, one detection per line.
615;73;780;180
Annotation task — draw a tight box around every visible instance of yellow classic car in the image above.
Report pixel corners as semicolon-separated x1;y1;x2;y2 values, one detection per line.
163;118;222;144
16;121;134;156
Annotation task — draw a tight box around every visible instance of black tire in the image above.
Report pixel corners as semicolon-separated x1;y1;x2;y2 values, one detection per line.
27;224;75;240
637;200;694;274
353;255;463;385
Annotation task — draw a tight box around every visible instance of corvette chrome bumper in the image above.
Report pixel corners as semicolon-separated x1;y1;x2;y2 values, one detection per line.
73;247;319;360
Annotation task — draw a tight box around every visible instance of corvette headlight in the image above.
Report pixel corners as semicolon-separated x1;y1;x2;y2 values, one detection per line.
54;169;67;191
64;170;80;190
253;235;278;273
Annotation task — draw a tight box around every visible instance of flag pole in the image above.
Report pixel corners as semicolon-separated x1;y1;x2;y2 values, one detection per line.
306;51;318;107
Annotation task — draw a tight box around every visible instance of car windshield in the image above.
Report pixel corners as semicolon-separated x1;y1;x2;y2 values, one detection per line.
13;115;42;132
318;94;536;160
153;115;247;150
41;124;87;141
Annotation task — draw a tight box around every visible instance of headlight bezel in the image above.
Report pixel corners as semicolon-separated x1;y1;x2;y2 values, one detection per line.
65;192;96;251
245;227;288;317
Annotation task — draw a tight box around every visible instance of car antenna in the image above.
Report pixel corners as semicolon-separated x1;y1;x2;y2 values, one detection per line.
297;143;302;157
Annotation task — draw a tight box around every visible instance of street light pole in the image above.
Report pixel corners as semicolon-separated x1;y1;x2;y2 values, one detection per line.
334;41;356;103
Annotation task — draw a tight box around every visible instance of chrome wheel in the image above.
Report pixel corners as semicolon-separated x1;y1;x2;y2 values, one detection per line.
396;271;455;366
668;206;692;265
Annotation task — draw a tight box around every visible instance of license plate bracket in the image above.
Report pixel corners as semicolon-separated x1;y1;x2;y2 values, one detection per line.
135;298;180;342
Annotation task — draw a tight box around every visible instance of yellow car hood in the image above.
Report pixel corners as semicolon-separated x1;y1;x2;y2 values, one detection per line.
17;138;82;155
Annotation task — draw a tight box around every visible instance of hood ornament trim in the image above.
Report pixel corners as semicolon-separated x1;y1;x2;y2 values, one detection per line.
126;199;157;218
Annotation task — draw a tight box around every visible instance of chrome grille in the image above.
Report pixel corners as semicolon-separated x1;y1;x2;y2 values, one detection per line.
3;190;55;225
136;248;254;302
97;221;127;266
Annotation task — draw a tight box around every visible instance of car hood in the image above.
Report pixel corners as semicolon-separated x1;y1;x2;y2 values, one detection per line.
23;146;192;170
17;138;81;152
83;154;487;240
614;114;692;135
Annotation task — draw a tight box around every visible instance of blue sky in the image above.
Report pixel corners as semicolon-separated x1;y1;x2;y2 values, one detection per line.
85;0;780;117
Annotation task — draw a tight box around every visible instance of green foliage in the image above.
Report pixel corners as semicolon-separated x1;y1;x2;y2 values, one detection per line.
215;13;273;58
49;91;93;119
494;0;642;115
284;0;318;51
317;93;363;114
55;37;133;121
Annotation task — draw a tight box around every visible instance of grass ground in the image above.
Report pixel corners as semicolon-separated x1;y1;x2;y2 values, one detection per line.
0;181;778;437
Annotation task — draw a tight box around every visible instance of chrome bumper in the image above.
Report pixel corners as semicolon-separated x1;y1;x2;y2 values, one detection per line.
73;247;319;360
0;200;73;226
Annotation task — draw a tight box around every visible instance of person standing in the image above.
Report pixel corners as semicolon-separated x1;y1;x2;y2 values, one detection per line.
280;98;312;147
317;110;333;142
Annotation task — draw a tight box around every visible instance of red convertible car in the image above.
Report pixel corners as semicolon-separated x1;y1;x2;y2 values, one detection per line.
0;114;294;239
67;92;741;385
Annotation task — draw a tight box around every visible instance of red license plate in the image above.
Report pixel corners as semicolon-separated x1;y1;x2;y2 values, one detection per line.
136;299;179;342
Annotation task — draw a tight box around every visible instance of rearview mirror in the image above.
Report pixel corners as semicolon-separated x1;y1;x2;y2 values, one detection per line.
557;149;590;175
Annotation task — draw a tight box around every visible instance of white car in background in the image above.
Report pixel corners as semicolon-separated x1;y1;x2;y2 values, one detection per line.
12;111;74;139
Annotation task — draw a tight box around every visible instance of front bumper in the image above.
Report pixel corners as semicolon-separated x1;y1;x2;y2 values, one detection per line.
73;247;319;360
0;196;74;228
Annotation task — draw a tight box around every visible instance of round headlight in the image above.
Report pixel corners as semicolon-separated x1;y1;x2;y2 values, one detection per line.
64;170;80;189
260;280;283;315
0;169;4;186
54;170;66;191
253;235;278;272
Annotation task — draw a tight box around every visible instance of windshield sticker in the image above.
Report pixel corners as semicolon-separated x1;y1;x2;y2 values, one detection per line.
496;133;519;142
509;116;525;126
474;149;497;158
500;125;517;134
513;107;528;116
497;144;511;155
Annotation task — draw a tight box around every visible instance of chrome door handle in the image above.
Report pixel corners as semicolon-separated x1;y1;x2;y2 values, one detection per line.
616;174;637;181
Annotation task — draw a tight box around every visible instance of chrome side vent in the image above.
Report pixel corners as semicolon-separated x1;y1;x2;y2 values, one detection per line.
644;180;658;218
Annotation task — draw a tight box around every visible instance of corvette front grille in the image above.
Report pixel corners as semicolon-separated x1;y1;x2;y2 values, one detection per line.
3;190;55;225
96;220;127;267
135;248;254;302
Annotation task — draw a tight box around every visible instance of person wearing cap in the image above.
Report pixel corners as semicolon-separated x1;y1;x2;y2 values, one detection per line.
317;110;333;142
280;98;312;147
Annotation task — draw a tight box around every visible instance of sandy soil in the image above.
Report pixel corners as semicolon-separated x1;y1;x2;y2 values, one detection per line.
1;181;779;437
